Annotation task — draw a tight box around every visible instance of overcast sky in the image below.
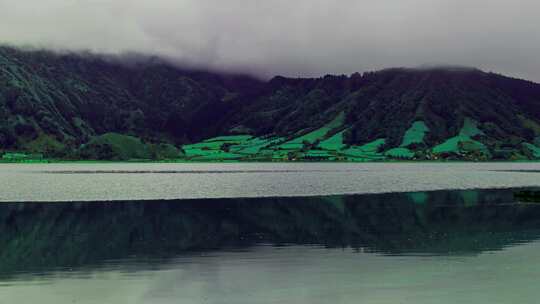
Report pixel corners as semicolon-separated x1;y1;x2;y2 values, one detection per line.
1;0;539;81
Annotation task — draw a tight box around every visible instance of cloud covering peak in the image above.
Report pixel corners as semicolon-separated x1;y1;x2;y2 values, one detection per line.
1;0;539;81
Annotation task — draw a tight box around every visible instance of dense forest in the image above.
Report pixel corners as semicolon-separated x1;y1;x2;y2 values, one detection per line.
1;46;540;161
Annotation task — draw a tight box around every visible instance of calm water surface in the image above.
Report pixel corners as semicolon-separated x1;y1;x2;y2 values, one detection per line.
1;164;540;303
1;162;540;201
4;243;540;304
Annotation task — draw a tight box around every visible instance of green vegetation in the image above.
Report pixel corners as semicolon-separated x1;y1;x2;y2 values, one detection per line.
518;115;540;136
202;135;253;142
432;118;489;158
432;137;486;155
183;135;281;161
342;138;386;161
303;150;338;161
79;133;152;160
319;130;346;151
1;47;540;161
1;152;46;163
523;143;540;159
77;133;182;161
190;152;244;161
278;113;344;150
173;115;534;162
460;117;485;137
150;143;183;160
401;121;429;147
23;134;66;156
385;147;415;159
231;137;283;155
375;121;428;160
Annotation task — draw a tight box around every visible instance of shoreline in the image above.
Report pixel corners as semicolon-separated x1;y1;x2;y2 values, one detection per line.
1;159;540;164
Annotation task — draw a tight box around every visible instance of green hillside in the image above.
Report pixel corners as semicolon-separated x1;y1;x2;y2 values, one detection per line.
1;46;540;161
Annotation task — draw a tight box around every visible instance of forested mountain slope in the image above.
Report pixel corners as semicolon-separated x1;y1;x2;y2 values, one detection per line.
1;46;539;161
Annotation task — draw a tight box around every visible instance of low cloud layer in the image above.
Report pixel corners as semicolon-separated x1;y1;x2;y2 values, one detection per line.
1;0;539;81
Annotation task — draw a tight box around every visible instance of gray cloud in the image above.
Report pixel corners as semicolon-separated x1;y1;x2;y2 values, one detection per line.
1;0;539;81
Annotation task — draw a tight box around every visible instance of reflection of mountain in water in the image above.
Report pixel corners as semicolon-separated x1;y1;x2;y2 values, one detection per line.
1;188;540;277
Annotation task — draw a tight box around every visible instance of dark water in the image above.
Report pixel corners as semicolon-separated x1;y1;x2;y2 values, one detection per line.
1;188;540;303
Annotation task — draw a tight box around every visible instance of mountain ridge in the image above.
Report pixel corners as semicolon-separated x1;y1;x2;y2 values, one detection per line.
0;46;539;161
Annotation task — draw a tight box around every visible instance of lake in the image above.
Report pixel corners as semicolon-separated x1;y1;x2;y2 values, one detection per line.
1;162;540;201
1;163;540;303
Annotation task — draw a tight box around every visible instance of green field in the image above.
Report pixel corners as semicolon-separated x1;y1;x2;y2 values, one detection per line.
401;121;429;147
523;143;540;158
278;113;344;150
33;117;535;163
432;118;488;155
319;130;347;151
341;139;386;161
385;147;415;159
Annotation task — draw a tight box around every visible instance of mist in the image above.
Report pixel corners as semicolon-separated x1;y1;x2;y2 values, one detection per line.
1;0;539;81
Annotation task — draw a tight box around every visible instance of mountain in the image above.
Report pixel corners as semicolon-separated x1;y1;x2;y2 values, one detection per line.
1;46;539;161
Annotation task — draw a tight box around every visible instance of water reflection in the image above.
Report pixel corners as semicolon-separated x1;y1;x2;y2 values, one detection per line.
1;188;540;278
3;188;540;303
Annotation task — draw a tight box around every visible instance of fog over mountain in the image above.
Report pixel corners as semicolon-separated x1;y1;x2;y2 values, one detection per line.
1;46;540;162
1;0;539;81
